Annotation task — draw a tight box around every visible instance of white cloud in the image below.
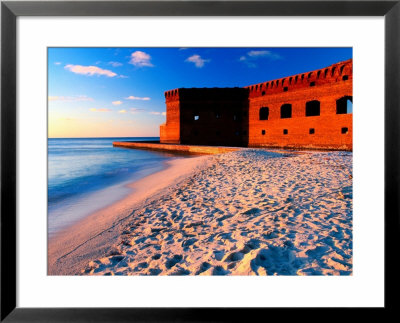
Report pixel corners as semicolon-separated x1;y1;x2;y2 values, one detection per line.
89;108;111;112
125;96;150;101
185;54;210;68
240;50;282;66
112;100;123;105
48;95;93;102
129;51;154;67
65;64;117;77
54;62;61;65
118;109;127;114
108;61;123;67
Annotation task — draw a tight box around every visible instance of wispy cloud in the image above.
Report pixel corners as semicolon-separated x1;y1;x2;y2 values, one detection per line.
118;109;127;114
112;100;123;105
149;111;166;116
126;95;150;101
65;64;117;77
130;108;146;113
129;51;154;67
48;95;93;102
54;62;62;65
240;50;282;67
185;54;210;68
89;108;112;112
108;61;123;67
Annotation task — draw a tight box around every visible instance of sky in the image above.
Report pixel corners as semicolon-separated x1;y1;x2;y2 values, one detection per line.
48;47;352;138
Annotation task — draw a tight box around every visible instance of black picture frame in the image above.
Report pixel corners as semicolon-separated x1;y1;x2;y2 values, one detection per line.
1;0;399;321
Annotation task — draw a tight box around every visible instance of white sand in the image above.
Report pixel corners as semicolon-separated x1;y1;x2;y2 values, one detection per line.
77;149;352;276
48;155;213;275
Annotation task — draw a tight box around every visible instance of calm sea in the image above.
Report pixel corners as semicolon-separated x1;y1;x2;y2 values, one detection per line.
48;137;181;237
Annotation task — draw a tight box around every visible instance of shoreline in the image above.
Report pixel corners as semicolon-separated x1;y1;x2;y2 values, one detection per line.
48;154;214;275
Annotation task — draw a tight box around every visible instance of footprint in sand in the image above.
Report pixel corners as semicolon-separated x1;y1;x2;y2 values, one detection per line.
212;265;229;275
165;254;183;269
213;250;225;261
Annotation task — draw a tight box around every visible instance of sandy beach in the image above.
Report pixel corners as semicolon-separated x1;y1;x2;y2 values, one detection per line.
49;149;352;276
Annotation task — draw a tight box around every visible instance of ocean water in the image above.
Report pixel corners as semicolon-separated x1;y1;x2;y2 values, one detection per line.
48;137;181;237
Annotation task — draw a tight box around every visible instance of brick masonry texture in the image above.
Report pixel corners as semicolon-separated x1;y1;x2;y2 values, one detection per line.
160;59;352;151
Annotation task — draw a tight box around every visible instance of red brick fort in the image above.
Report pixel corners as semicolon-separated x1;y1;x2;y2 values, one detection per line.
160;59;352;150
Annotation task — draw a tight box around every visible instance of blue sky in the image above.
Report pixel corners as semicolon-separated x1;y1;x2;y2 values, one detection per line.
48;47;352;138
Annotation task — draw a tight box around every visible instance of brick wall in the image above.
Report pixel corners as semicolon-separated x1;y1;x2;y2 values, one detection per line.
160;59;353;151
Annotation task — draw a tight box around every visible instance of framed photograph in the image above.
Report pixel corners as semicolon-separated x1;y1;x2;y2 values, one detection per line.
1;0;399;321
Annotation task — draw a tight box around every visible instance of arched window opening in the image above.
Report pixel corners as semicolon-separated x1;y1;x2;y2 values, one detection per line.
340;65;345;75
305;100;320;116
308;72;313;79
282;78;286;86
281;104;292;119
301;74;305;81
259;107;269;120
331;67;336;76
266;82;269;89
336;96;353;114
276;80;280;86
324;69;329;78
317;70;321;79
289;77;293;84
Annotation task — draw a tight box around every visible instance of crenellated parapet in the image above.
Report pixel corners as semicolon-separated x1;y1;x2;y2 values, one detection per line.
245;59;352;99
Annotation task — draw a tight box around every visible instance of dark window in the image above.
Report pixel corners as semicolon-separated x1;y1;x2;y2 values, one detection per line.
259;107;269;120
281;104;292;118
305;100;320;116
336;96;353;114
295;75;298;83
289;77;293;84
194;115;200;121
283;87;288;92
340;65;345;75
342;75;349;81
309;128;315;134
308;72;313;79
324;69;329;77
276;80;280;86
301;74;305;81
317;70;321;78
342;127;349;134
331;67;336;76
283;129;288;135
261;130;266;135
310;81;315;87
262;91;266;96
